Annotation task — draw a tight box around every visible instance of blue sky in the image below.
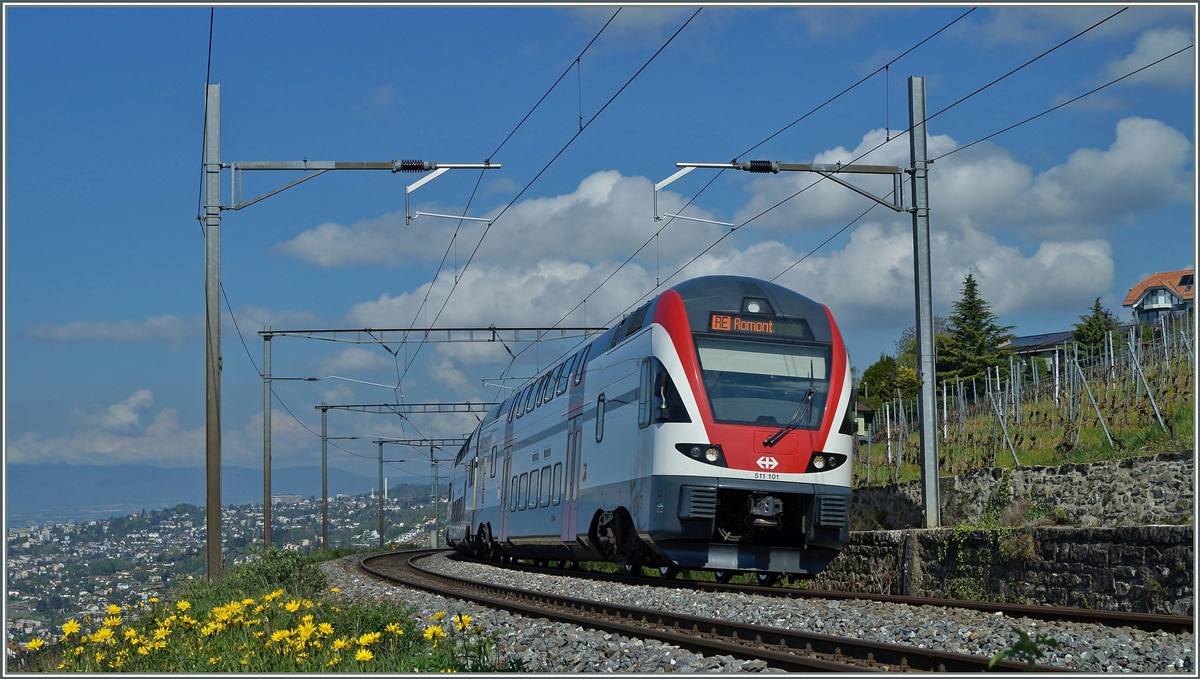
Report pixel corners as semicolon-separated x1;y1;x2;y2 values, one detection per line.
4;6;1195;486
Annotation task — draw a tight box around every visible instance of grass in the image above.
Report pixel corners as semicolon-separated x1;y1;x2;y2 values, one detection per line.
855;390;1193;487
19;548;513;673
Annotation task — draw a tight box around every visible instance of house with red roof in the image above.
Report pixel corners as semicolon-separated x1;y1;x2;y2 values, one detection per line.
1122;269;1194;324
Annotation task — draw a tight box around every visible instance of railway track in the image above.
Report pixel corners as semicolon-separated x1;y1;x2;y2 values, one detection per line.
360;550;1067;672
455;553;1194;635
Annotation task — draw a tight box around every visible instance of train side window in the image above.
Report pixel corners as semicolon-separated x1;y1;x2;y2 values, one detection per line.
540;465;551;506
537;371;552;407
638;358;652;428
518;473;528;510
509;476;518;512
595;393;606;443
521;384;536;417
557;354;576;395
548;363;565;402
551;462;562;505
510;388;523;421
527;469;538;509
574;346;591;386
490;446;497;478
542;446;551;459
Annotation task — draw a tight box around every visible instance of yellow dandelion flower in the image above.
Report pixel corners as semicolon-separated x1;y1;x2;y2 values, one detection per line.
386;622;401;633
91;628;114;644
105;604;122;615
423;624;447;647
297;622;317;641
240;658;249;666
295;652;307;662
61;619;82;637
208;655;220;665
241;597;255;606
330;587;341;593
74;647;86;657
357;631;382;646
270;629;291;643
283;600;302;613
453;613;473;631
262;588;285;602
327;656;342;667
149;597;159;603
94;651;105;663
355;648;374;662
175;600;191;611
318;622;334;636
123;628;137;640
102;615;122;628
137;646;150;656
152;640;167;650
431;611;447;621
332;637;351;650
300;613;314;624
302;599;314;608
26;638;45;651
153;627;170;640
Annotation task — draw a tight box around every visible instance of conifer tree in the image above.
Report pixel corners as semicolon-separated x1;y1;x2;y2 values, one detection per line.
1071;297;1119;348
937;273;1015;388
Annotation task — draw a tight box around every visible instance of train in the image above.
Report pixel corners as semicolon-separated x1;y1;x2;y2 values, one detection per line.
444;275;854;583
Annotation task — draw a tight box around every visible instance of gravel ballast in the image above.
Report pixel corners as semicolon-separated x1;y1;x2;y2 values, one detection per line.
323;554;1194;673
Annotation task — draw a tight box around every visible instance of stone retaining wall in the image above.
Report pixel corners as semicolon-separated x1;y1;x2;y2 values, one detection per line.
811;525;1194;616
851;452;1194;531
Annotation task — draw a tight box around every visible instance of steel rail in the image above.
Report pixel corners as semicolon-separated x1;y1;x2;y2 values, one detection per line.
360;550;1063;672
457;554;1194;635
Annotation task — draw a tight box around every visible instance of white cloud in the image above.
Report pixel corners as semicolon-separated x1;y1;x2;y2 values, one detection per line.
278;170;723;269
734;117;1192;241
25;315;199;346
1007;117;1193;237
954;7;1192;46
1106;28;1194;88
7;395;325;469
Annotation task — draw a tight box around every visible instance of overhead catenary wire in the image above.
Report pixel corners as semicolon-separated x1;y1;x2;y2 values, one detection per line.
496;9;978;385
499;9;1136;385
931;42;1194;162
393;12;624;377
396;8;703;387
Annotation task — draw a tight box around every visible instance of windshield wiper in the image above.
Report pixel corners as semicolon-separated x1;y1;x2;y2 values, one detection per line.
763;387;815;448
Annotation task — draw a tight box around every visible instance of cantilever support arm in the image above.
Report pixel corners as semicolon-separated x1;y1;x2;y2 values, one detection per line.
405;163;501;225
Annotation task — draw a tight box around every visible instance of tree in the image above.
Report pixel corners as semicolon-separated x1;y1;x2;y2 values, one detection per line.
1071;297;1119;348
938;273;1015;388
858;353;898;411
894;317;949;370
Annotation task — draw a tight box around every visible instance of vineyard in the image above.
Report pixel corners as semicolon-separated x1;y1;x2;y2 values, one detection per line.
854;313;1195;487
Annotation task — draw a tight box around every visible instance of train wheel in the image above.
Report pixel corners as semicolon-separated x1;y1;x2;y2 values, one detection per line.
713;570;734;584
756;572;780;587
658;565;681;580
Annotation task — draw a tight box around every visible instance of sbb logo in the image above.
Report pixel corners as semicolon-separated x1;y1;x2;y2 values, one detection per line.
756;456;778;470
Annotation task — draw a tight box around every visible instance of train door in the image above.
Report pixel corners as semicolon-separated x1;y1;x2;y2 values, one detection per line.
498;448;511;541
561;415;583;542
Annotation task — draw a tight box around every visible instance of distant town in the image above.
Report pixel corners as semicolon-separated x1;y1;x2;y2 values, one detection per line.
5;484;438;645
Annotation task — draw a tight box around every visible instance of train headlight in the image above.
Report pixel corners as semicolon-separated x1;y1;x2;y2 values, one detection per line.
676;443;726;467
805;452;847;473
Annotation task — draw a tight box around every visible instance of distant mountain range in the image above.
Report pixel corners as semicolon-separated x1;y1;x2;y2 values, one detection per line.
5;463;424;526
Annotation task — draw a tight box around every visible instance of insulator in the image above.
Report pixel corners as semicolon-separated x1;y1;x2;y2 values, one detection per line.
398;160;431;172
742;160;779;174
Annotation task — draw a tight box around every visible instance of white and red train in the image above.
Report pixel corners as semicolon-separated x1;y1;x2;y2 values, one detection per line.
445;275;854;582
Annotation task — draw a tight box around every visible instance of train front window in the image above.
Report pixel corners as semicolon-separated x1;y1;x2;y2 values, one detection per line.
695;336;830;427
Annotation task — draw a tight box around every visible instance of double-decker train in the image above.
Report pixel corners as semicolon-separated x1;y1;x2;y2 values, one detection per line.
445;275;854;582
